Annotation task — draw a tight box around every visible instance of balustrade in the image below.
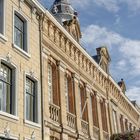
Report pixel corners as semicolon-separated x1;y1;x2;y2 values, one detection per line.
67;112;76;129
81;120;89;135
49;103;60;123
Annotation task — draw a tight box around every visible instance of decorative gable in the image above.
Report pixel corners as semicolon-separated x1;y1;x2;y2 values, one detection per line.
63;16;82;42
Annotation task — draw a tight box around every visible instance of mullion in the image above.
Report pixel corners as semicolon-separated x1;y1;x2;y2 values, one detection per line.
0;79;11;86
26;92;35;97
14;25;24;34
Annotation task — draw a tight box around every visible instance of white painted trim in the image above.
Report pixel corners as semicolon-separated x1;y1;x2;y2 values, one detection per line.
3;0;6;36
0;133;18;140
0;33;8;43
24;72;41;125
0;111;19;121
0;0;8;43
12;7;30;56
0;57;19;118
12;43;31;58
24;120;41;128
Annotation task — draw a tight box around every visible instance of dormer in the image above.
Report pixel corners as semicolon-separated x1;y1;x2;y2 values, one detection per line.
93;47;111;73
118;79;126;94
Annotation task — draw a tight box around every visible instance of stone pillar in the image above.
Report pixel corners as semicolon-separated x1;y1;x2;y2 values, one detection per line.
105;100;111;137
108;102;114;135
73;74;82;139
58;61;68;140
96;95;103;140
86;85;94;139
42;49;51;139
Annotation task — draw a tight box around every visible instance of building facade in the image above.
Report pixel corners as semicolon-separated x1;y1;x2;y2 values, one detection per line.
0;0;140;140
0;0;43;139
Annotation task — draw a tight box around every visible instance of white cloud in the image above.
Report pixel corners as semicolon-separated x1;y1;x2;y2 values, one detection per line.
82;25;123;49
70;0;140;14
81;24;140;104
126;87;140;105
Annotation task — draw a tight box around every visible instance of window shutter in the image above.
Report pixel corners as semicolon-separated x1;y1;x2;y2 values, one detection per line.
52;65;59;106
120;115;124;133
125;119;128;131
92;95;99;127
80;85;88;122
101;100;108;132
68;77;75;114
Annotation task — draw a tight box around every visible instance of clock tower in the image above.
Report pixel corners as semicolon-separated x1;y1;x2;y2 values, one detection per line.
50;0;82;42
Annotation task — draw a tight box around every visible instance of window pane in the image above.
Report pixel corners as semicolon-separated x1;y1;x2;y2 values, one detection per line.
0;0;4;34
0;64;12;114
14;14;24;50
14;15;24;31
14;28;23;49
26;77;37;122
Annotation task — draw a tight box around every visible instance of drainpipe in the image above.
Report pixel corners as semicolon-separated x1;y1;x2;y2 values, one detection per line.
39;13;44;140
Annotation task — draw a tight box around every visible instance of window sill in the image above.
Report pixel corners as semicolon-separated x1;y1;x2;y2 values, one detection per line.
24;120;41;128
0;111;19;121
0;33;8;43
12;44;31;59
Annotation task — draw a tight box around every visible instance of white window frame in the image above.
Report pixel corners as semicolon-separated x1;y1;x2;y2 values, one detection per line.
0;0;7;42
0;58;18;120
24;73;41;128
12;9;30;58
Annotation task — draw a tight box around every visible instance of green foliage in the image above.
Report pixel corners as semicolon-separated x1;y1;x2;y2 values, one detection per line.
110;132;136;140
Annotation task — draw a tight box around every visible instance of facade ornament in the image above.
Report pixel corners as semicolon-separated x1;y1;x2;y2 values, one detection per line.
32;7;37;15
19;0;24;9
29;69;34;77
6;52;12;63
31;131;35;140
4;122;10;138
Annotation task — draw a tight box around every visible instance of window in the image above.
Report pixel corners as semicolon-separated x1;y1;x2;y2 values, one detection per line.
0;0;4;34
79;84;88;122
112;110;118;134
0;63;16;115
91;94;99;127
14;12;27;51
65;74;75;114
48;64;53;103
25;77;38;123
48;63;59;106
100;99;108;132
129;123;132;131
120;115;124;133
65;76;69;111
125;119;128;131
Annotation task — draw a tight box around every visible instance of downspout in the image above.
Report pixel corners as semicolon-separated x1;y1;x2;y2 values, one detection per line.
106;63;112;137
39;13;44;140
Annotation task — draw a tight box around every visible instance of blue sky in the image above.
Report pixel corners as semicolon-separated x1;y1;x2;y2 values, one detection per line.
40;0;140;105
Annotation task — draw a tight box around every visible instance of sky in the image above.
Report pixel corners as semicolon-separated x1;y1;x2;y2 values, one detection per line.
40;0;140;105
